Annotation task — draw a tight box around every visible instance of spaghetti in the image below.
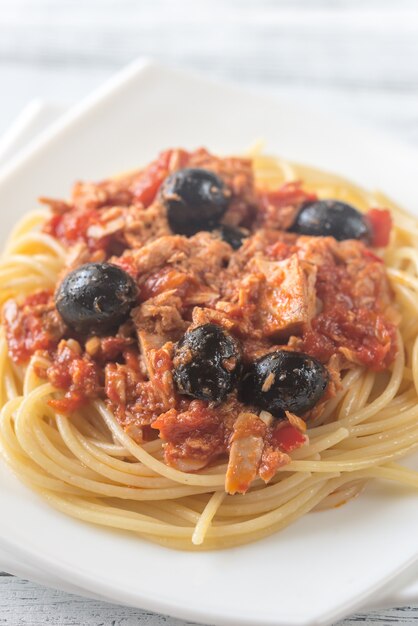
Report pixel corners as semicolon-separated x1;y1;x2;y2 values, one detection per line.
0;149;418;550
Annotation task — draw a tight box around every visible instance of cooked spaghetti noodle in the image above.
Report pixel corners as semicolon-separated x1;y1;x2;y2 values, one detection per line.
1;149;418;550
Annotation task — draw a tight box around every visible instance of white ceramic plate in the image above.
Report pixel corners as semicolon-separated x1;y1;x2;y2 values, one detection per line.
2;60;418;626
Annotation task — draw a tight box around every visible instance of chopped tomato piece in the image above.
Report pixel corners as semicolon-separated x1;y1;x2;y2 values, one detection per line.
272;423;307;453
43;208;108;251
132;149;190;207
366;208;392;247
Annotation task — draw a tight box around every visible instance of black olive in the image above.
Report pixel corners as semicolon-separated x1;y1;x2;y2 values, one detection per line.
173;323;242;402
160;168;230;236
217;224;248;250
291;200;371;242
239;350;329;417
55;263;138;334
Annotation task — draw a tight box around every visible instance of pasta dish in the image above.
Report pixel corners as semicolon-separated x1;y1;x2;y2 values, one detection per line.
0;147;417;550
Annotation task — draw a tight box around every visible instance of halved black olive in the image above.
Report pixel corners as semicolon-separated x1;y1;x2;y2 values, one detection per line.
55;263;138;334
160;168;230;236
239;350;328;417
217;224;248;250
173;323;242;402
291;200;371;242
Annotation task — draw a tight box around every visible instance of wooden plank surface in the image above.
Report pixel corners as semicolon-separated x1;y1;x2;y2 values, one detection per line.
1;0;418;624
1;0;418;145
0;575;418;626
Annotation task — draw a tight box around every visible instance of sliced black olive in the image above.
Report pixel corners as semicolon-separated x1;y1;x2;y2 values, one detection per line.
55;262;138;334
160;168;230;236
217;224;248;250
239;350;328;418
291;200;371;242
173;323;242;402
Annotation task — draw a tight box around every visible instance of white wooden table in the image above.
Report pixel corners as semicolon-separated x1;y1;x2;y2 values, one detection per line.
1;0;418;623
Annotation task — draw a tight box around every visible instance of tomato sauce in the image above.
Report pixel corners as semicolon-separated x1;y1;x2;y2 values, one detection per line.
3;291;60;364
300;259;397;370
